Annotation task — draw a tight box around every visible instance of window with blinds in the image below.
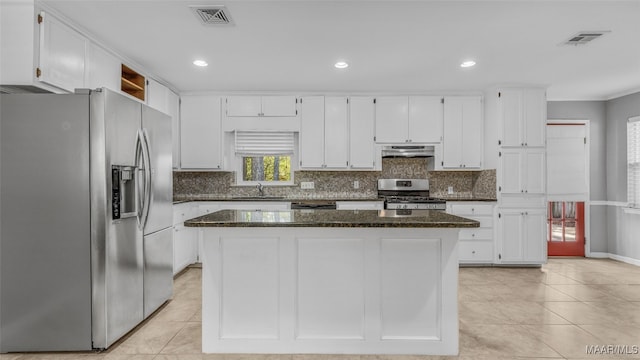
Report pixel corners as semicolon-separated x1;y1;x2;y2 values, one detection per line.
628;116;640;208
235;131;295;185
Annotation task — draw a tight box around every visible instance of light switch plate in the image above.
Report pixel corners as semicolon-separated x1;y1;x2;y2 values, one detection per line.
301;181;315;189
353;181;359;189
448;186;454;194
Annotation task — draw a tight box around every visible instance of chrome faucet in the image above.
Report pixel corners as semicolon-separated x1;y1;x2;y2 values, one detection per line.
256;183;264;197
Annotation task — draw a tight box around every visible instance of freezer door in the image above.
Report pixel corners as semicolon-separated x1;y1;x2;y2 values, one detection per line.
142;105;173;235
0;94;92;352
143;227;174;318
91;89;144;349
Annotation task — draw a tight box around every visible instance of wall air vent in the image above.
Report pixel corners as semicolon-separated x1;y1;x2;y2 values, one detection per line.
562;31;610;46
190;5;234;25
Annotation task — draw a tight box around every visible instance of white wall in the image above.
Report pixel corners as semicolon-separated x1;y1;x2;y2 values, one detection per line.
547;92;640;262
606;92;640;262
547;100;607;253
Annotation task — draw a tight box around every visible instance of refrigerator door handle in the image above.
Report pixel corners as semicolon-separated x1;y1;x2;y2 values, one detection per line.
141;128;152;229
135;129;151;230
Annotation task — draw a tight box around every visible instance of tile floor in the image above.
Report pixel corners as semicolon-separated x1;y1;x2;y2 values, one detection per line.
2;258;640;360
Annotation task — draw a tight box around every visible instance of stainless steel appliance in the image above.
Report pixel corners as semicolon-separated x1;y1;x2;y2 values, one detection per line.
0;88;173;352
381;145;435;158
378;179;446;210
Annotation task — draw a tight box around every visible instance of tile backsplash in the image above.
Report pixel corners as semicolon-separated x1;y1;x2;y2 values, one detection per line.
173;158;496;200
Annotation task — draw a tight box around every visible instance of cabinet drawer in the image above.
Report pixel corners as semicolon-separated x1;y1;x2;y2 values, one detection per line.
461;215;493;228
459;240;493;262
173;203;198;225
459;228;493;240
449;203;494;216
336;201;384;210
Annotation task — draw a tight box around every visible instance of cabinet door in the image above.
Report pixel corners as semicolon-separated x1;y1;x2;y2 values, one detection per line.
523;89;546;147
261;96;297;117
86;43;120;92
299;96;325;169
227;96;262;116
408;96;443;143
523;209;546;262
375;96;408;143
460;96;483;168
442;97;464;168
324;96;348;168
499;89;523;147
500;149;523;194
524;148;546;194
38;11;87;93
167;90;180;169
349;97;376;169
498;210;524;262
146;78;169;114
180;95;222;169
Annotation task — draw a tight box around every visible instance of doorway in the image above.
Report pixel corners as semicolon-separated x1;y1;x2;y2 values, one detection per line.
548;201;585;256
546;122;589;257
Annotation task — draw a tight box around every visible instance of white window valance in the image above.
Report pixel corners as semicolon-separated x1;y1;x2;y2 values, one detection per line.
235;131;295;155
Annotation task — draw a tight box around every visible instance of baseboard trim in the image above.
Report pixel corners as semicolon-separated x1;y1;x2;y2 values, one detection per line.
608;253;640;267
587;252;609;258
587;252;640;266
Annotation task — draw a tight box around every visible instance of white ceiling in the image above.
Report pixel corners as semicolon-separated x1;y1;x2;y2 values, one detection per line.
41;0;640;100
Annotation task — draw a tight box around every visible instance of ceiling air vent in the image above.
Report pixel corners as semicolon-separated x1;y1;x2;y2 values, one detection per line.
190;5;234;25
563;31;610;46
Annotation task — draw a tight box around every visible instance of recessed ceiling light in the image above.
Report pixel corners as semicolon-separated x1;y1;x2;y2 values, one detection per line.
193;60;208;67
334;61;349;69
460;60;476;68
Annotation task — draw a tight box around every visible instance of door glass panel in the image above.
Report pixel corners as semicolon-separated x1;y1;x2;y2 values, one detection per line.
551;220;563;242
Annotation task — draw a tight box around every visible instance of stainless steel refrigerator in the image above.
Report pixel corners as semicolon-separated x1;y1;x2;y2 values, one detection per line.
0;88;173;352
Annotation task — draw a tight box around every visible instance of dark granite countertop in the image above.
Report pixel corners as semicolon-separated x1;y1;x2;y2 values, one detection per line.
173;196;382;204
184;209;480;228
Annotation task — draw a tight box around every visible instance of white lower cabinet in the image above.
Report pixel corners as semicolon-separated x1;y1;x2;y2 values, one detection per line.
173;201;292;274
173;202;200;275
496;207;546;264
446;201;496;264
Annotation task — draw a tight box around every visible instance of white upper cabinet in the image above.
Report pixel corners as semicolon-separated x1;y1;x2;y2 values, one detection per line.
500;147;546;195
375;97;409;143
86;43;120;92
167;91;180;169
226;95;297;117
442;96;483;169
375;96;443;143
299;96;348;169
180;95;223;169
145;79;180;168
409;96;444;143
37;11;87;93
324;96;349;168
349;96;376;169
499;88;546;147
299;96;325;168
146;78;170;113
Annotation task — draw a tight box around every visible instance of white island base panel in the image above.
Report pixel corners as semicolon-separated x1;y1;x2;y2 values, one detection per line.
201;227;459;355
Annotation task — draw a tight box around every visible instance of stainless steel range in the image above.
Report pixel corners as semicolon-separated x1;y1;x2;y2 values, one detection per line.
378;179;446;210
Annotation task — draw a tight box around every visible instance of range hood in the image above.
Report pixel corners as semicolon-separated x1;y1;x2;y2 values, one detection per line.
381;145;435;158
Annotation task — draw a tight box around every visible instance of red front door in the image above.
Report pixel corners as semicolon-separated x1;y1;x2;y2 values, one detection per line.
547;201;585;256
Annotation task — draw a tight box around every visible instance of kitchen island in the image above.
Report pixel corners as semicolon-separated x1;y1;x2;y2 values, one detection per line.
185;209;478;355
